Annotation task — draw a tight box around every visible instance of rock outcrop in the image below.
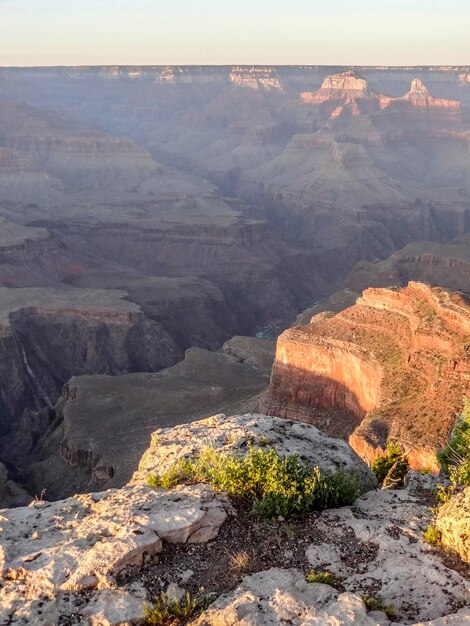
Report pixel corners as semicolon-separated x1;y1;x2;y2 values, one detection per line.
194;569;469;626
132;413;377;492
1;416;468;625
305;473;469;621
264;283;470;470
382;78;461;109
195;475;470;624
0;484;233;625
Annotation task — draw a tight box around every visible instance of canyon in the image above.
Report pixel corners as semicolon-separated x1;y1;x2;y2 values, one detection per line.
0;64;469;625
0;65;469;503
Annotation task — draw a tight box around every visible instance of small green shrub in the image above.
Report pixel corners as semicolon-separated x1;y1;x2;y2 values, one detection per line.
143;592;199;626
438;399;470;488
371;443;409;488
305;570;336;586
423;524;441;545
148;446;361;519
361;595;397;619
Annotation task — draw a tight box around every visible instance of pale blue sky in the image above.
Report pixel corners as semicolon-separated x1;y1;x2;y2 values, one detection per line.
1;0;469;66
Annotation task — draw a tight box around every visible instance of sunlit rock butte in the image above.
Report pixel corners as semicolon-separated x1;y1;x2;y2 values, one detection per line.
264;282;470;471
300;69;375;103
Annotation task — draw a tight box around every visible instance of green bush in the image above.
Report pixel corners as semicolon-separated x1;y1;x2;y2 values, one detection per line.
423;524;441;545
371;443;409;488
438;399;470;488
147;446;361;519
143;592;199;626
305;570;337;586
361;595;397;619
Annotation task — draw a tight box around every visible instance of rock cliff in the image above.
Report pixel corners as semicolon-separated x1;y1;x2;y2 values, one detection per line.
264;282;470;470
0;287;181;491
27;339;275;501
346;238;470;294
299;72;461;111
230;66;283;91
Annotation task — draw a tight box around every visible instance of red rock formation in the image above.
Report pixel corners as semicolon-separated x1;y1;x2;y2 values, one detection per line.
264;282;470;471
300;72;461;113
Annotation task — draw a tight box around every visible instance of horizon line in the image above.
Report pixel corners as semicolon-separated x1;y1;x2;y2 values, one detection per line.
2;63;470;70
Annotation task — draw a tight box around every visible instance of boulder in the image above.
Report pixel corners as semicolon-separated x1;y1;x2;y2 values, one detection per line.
132;413;377;492
0;484;232;624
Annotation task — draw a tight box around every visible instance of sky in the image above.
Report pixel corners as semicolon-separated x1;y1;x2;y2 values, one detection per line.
0;0;469;67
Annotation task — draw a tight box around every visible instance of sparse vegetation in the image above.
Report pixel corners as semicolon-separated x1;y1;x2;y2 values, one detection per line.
305;569;337;586
423;400;469;558
423;524;442;545
227;548;255;572
361;595;397;619
143;591;200;626
371;443;409;488
147;446;361;519
438;398;470;488
252;519;297;547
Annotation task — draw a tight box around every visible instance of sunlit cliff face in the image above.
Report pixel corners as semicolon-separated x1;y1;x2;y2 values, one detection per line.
265;283;470;472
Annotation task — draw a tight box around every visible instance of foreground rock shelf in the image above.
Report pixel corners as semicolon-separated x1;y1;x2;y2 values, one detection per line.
1;414;468;625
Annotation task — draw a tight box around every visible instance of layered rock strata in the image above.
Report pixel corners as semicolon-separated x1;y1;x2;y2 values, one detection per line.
300;72;461;111
264;282;470;470
300;70;375;103
346;239;470;294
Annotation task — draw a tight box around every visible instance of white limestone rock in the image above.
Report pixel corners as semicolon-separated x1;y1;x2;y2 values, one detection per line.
82;587;147;625
0;483;232;624
191;568;470;626
132;413;377;491
305;479;470;622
